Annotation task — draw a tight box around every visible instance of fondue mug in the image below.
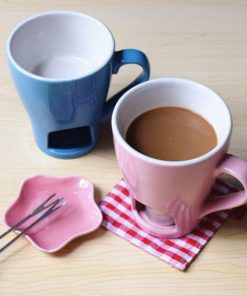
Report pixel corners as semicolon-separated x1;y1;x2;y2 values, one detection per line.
7;11;150;159
112;78;247;238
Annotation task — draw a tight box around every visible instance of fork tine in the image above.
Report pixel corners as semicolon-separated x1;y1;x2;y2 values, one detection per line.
31;193;56;215
44;197;64;213
41;198;65;217
43;196;64;211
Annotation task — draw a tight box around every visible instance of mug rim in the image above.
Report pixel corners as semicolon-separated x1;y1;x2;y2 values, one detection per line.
112;77;232;167
6;10;115;83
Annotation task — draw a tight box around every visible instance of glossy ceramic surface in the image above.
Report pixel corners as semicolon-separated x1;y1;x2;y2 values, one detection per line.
4;175;102;252
112;78;247;238
7;11;150;159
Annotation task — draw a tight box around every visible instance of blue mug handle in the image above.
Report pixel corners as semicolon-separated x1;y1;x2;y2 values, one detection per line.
102;49;150;122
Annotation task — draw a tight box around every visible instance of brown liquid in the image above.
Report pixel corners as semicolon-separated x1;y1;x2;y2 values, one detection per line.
126;107;217;161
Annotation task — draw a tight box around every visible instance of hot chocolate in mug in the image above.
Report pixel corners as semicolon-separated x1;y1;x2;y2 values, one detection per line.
112;78;247;238
7;11;150;159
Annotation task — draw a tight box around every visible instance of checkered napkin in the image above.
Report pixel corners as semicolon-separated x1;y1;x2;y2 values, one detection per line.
100;179;243;271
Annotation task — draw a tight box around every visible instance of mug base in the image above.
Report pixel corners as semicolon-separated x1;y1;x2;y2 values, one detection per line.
36;142;97;159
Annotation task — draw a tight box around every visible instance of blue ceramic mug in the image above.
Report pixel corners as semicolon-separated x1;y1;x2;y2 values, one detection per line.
7;11;150;159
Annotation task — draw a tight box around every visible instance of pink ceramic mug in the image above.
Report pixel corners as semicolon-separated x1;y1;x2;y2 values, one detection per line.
111;78;247;238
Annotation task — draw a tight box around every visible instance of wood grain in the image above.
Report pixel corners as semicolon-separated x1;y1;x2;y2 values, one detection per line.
0;1;247;295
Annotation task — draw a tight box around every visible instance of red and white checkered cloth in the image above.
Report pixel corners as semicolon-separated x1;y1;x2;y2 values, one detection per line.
100;179;244;271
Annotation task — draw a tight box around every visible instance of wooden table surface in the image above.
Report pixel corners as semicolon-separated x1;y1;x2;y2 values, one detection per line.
1;1;247;295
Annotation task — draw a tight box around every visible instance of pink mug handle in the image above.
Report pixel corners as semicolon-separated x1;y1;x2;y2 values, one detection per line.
199;154;247;219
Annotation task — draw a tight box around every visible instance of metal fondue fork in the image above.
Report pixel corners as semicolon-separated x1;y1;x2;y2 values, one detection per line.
0;194;65;253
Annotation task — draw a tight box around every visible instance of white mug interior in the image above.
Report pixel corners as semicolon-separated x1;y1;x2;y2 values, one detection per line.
112;78;232;166
7;11;114;80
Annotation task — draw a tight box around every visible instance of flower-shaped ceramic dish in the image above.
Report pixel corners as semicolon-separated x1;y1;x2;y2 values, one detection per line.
4;175;102;252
